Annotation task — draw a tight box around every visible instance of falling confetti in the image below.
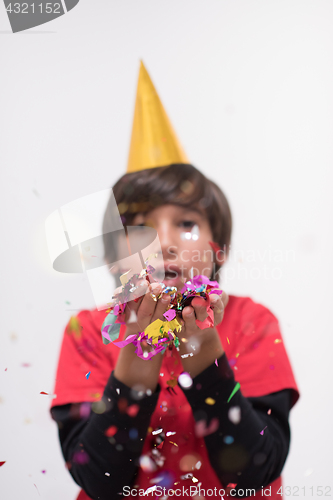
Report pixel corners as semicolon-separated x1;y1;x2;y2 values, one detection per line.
105;425;118;437
39;392;49;395
127;404;140;417
228;406;241;424
105;472;110;476
0;462;6;467
215;359;218;366
267;408;271;415
227;382;241;403
227;337;230;344
274;339;282;344
41;470;46;474
178;372;193;389
205;397;216;405
85;372;91;380
208;241;221;254
260;426;267;435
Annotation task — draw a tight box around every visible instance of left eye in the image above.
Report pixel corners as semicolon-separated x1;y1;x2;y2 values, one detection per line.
180;221;195;229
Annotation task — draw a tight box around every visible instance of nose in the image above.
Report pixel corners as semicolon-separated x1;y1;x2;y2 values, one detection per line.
156;220;177;261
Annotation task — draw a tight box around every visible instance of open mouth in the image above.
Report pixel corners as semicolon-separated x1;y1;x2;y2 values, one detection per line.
153;264;184;287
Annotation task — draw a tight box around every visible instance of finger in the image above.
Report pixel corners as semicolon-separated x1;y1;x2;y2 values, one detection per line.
151;293;172;323
182;305;197;332
191;296;208;322
210;295;224;326
135;282;163;331
221;291;229;308
124;281;150;328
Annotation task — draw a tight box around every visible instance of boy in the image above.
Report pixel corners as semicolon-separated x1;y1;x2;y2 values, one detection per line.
50;63;299;500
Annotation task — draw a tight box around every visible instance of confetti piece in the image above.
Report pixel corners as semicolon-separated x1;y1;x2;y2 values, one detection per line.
116;388;120;395
195;418;219;437
274;339;282;344
215;358;218;366
105;425;118;437
0;462;6;467
178;372;193;389
105;472;110;476
163;309;176;321
127;404;140;417
208;241;222;254
67;316;82;338
21;363;31;367
34;484;40;495
40;392;49;395
267;408;271;415
85;372;91;380
120;269;132;286
4;368;7;371
166;431;176;437
227;382;241;403
169;441;178;447
127;309;138;324
227;337;230;344
205;397;216;405
41;470;46;474
260;426;267;435
152;428;163;435
228;406;241;424
192;476;198;483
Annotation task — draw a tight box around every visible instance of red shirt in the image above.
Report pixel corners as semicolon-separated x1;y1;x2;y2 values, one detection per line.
51;295;299;499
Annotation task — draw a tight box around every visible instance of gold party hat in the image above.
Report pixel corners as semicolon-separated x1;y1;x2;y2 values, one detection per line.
126;61;188;173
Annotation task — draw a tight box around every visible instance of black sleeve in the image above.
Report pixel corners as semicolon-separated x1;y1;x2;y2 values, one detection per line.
50;372;160;500
182;353;292;495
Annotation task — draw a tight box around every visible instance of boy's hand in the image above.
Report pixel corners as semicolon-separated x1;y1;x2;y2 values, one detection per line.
178;290;229;378
123;281;171;338
181;290;229;337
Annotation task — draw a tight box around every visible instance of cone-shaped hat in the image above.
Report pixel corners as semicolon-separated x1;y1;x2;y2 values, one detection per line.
126;61;188;173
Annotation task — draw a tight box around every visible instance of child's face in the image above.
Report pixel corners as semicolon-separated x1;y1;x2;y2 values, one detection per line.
130;203;219;289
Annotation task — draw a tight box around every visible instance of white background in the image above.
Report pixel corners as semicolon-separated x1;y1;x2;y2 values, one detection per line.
1;1;332;499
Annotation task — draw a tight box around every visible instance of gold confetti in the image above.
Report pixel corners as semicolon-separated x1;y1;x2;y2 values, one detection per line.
274;339;282;344
205;397;216;405
120;269;132;286
169;441;178;447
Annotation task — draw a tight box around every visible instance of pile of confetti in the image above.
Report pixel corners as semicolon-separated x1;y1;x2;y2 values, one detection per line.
101;255;223;359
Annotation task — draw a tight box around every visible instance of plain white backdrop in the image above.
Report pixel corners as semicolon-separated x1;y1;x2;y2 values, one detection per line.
1;1;332;498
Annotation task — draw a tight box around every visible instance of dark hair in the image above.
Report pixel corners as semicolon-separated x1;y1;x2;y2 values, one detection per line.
102;163;232;281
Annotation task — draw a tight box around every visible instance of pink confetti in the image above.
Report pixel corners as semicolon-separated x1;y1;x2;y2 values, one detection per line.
195;418;219;437
260;426;267;435
215;359;218;366
163;309;176;321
